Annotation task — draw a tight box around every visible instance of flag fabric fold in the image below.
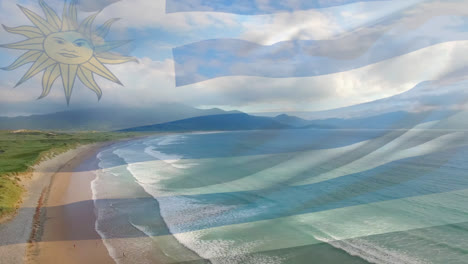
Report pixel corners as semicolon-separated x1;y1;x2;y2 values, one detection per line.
166;0;389;15
170;0;468;86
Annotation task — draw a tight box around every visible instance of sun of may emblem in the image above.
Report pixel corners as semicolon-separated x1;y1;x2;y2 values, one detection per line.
1;0;136;104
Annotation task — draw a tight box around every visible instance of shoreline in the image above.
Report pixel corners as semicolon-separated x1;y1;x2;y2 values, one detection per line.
0;143;114;263
20;135;208;264
0;135;210;264
88;137;211;264
1;131;372;264
27;142;116;264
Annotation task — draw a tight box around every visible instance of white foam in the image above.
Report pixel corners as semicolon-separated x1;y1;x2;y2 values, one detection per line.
92;149;122;263
174;231;284;264
144;137;200;169
111;139;279;263
315;236;427;264
157;135;186;146
144;146;182;164
91;132;468;264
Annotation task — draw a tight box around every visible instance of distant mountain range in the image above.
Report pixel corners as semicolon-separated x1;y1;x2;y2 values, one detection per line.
0;106;457;132
0;103;241;131
119;113;291;132
300;110;454;130
119;110;454;132
0;80;463;132
258;80;467;120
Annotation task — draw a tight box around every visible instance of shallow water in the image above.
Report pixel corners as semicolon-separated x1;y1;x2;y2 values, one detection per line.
92;128;468;264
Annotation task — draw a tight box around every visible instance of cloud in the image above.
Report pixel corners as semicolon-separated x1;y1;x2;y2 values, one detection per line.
237;0;422;44
2;38;468;116
77;0;121;12
98;0;241;32
180;40;468;112
1;0;468;117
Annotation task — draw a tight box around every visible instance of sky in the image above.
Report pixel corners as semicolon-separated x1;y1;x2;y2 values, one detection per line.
0;0;468;117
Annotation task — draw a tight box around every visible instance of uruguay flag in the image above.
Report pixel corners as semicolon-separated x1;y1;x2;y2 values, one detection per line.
168;0;468;87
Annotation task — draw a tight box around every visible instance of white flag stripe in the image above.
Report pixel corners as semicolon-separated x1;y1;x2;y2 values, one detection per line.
179;41;468;113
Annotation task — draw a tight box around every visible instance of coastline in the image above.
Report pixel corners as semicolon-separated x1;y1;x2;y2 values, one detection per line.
1;131;373;264
27;142;116;264
6;135;208;264
0;143;112;263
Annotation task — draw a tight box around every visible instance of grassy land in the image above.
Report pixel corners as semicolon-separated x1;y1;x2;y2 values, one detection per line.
0;130;143;218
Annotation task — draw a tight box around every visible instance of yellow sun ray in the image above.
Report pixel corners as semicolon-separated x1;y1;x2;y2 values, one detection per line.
16;53;56;87
79;13;99;37
2;50;42;71
77;66;102;100
59;63;78;104
2;25;44;38
0;37;45;51
82;57;122;85
61;0;78;31
39;0;62;30
1;0;135;103
39;64;60;99
68;1;78;28
17;4;57;35
96;18;120;38
96;52;138;64
95;40;132;53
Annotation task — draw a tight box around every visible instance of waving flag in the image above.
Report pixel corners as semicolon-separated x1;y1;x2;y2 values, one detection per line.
170;0;468;86
3;1;468;264
166;0;389;14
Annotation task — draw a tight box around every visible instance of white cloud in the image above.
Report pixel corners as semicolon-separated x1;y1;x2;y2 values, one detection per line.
2;40;468;115
180;40;468;113
238;0;423;45
1;0;468;116
99;0;241;32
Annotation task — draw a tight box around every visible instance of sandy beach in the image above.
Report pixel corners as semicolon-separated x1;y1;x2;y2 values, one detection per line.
28;142;116;264
0;137;207;264
0;143;115;264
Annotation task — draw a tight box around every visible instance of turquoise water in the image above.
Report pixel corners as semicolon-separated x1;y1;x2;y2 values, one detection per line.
92;127;468;263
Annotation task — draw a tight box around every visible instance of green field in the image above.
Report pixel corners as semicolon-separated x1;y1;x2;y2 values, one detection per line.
0;130;142;218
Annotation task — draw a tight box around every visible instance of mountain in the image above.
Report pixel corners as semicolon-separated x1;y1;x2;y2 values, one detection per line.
119;109;455;133
2;80;462;132
303;110;454;129
272;114;335;129
273;114;311;127
119;113;291;132
258;80;467;120
0;103;241;131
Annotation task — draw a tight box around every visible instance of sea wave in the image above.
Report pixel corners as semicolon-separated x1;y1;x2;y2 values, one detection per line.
90;131;468;264
315;236;426;264
92;147;122;263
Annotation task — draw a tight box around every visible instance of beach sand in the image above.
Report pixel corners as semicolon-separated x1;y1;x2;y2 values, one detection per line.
0;138;208;264
27;142;115;264
0;143;111;264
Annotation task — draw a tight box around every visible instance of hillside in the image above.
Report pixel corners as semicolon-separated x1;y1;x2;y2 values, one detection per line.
119;113;291;132
0;103;241;131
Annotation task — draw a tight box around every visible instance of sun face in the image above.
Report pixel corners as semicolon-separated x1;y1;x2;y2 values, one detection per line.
44;31;94;64
0;0;137;104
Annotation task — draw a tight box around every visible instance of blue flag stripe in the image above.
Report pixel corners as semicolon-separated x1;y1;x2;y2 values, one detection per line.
173;27;468;86
171;0;468;86
166;0;390;15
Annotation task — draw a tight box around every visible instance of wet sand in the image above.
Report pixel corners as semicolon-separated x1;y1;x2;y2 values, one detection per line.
0;143;113;264
28;142;115;264
25;140;204;264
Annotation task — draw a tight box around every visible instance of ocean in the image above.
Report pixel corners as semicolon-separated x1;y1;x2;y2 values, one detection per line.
91;126;468;264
